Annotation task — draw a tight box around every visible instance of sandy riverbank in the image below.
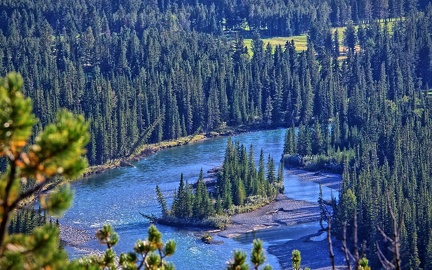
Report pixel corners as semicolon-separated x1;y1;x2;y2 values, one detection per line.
215;168;345;269
217;168;342;239
217;194;321;238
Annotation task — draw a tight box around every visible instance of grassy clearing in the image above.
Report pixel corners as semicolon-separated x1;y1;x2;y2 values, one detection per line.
243;32;347;60
244;35;308;55
242;17;403;56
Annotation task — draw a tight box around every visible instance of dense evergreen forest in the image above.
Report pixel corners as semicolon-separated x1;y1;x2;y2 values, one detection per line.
278;11;432;270
0;0;429;166
2;0;432;268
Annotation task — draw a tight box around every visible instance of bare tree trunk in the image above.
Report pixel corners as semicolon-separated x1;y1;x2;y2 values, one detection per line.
327;218;336;270
342;222;352;270
376;192;405;270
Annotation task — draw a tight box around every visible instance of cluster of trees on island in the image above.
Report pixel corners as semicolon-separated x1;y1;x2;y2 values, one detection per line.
155;138;284;228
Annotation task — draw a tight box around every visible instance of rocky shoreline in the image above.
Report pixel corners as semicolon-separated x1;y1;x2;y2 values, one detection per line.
210;168;342;241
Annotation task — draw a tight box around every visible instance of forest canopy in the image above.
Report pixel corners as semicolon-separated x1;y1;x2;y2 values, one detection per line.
1;0;432;268
0;0;431;167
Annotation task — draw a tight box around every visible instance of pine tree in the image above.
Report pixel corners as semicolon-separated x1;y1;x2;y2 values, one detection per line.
248;145;258;196
227;239;272;270
193;169;206;218
257;149;266;197
156;185;169;217
312;120;325;155
0;72;89;268
344;20;357;53
266;155;276;184
233;177;246;206
276;160;284;193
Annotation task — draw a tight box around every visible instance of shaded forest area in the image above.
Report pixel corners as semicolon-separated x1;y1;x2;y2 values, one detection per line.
0;0;430;166
1;0;432;268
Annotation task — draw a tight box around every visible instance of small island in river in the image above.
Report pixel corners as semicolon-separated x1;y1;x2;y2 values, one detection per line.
150;138;285;230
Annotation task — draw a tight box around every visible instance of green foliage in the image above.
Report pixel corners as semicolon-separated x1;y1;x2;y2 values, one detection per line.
0;73;38;155
291;249;301;270
133;225;176;270
193;169;214;218
0;73;181;269
24;109;89;180
0;0;418;168
227;250;249;270
0;72;89;268
0;0;431;267
227;239;272;270
283;125;355;173
156;185;169;217
78;224;176;270
95;224;119;249
40;184;74;217
343;21;357;51
359;257;371;270
8;208;46;235
283;126;296;155
251;239;271;270
0;224;69;270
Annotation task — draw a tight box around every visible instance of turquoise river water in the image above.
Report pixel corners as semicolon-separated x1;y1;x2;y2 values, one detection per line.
61;128;337;269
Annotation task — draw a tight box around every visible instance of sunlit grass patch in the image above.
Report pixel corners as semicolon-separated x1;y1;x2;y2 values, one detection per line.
237;17;403;57
244;34;308;55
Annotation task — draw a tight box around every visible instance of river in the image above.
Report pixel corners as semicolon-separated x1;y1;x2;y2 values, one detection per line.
61;128;337;269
